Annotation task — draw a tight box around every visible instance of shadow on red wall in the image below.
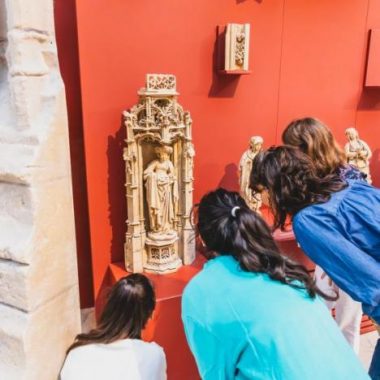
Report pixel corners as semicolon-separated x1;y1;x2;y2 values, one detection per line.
356;87;380;188
208;27;241;98
370;149;380;188
54;0;94;308
357;88;380;110
107;123;126;264
218;163;240;192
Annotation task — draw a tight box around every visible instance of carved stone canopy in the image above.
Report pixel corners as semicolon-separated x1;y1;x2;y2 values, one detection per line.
138;74;179;96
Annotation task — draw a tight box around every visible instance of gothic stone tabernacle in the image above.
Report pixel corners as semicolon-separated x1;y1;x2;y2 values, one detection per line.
123;74;195;274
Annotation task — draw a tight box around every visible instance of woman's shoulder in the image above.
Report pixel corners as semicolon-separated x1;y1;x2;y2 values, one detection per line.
292;204;335;237
294;179;379;227
61;340;166;380
184;256;238;289
130;339;165;357
183;257;235;306
66;339;164;355
130;340;167;378
293;204;323;223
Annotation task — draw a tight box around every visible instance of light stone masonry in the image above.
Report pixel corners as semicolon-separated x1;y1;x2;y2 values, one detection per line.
0;0;81;378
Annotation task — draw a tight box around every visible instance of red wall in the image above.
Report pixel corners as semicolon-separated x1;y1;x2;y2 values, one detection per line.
56;0;380;305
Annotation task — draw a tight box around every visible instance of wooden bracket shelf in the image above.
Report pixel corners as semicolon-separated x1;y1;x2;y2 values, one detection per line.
218;69;252;75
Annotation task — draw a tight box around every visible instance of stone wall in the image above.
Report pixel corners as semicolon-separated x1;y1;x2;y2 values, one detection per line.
0;0;81;378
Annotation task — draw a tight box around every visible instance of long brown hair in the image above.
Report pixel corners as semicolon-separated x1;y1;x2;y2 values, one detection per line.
196;188;335;300
282;117;346;176
67;274;155;353
250;146;347;230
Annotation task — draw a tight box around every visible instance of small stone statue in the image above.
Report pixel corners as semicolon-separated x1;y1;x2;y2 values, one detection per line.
185;142;195;182
344;128;372;184
144;145;178;235
239;136;263;212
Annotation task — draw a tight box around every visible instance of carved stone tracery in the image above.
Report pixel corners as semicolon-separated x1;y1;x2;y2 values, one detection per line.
224;23;250;71
235;32;246;67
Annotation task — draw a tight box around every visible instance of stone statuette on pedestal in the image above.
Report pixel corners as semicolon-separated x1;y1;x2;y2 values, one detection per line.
123;74;195;274
345;127;372;184
239;136;263;213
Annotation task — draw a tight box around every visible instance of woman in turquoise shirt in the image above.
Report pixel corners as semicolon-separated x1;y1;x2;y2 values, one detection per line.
182;189;369;380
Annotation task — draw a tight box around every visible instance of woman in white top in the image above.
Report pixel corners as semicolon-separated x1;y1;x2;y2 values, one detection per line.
60;274;167;380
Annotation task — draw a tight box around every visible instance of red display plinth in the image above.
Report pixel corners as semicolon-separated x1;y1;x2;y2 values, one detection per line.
274;228;316;271
110;255;206;380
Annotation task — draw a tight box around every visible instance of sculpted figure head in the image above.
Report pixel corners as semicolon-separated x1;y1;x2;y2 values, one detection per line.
155;145;173;161
345;127;358;141
249;136;264;153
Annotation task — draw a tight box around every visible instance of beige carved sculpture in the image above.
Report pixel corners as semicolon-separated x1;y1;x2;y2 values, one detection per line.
123;74;195;274
144;145;178;235
239;136;263;212
224;23;250;71
345;127;372;184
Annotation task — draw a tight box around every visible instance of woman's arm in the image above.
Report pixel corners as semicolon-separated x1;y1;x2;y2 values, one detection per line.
293;213;380;320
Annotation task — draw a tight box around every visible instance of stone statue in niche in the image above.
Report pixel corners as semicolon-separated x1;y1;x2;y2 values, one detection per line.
144;145;178;236
184;142;195;182
224;23;250;71
123;74;195;274
239;136;263;212
344;127;372;184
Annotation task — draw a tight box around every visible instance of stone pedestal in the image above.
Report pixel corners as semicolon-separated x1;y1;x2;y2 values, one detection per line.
144;233;182;274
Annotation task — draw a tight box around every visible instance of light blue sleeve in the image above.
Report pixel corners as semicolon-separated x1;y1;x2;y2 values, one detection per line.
293;213;380;323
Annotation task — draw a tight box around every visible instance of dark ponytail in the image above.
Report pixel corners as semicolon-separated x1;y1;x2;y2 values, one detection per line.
196;188;335;300
67;273;155;353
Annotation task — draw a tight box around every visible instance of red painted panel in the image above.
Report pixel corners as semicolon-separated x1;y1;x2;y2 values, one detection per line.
368;0;380;26
277;0;369;146
365;30;380;86
356;0;380;188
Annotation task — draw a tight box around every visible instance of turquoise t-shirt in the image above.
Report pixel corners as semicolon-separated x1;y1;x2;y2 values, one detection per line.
182;255;369;380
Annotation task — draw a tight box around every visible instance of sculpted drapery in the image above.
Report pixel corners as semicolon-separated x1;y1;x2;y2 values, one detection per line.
239;136;263;212
144;145;178;233
345;127;372;184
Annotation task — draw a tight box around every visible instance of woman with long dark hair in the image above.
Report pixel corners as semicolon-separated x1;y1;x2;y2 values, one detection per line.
182;188;368;380
251;145;380;379
282;117;364;353
61;274;166;380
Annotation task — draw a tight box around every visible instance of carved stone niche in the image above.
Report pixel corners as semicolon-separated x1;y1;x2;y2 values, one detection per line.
123;74;196;274
224;23;250;71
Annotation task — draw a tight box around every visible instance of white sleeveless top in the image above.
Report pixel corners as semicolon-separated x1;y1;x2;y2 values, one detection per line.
60;339;166;380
